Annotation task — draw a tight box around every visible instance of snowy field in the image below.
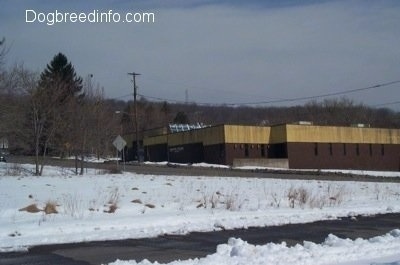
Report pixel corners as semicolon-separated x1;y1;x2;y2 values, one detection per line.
1;162;400;265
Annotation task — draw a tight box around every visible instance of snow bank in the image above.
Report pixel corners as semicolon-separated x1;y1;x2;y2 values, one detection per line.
109;230;400;265
144;161;400;178
321;169;400;178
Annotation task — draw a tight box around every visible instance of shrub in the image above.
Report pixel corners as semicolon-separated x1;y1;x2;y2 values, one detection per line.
287;186;311;209
103;187;120;213
225;193;242;211
107;187;120;205
104;203;118;213
287;186;298;208
5;163;24;176
62;193;85;219
96;164;122;174
44;201;58;214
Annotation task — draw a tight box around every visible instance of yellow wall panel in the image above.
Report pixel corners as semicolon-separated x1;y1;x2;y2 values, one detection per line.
285;125;400;144
144;124;400;147
143;135;167;146
224;125;270;144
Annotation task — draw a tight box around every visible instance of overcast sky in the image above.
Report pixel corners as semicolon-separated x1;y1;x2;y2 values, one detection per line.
1;0;399;109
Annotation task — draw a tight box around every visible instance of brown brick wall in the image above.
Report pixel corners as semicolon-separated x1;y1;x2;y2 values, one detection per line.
168;143;204;164
287;142;400;171
145;144;167;162
203;144;226;165
223;143;268;165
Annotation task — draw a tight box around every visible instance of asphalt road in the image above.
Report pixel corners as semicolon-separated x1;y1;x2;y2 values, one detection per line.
7;155;400;183
1;213;400;265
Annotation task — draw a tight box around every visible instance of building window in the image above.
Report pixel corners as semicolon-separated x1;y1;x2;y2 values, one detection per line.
329;143;333;156
343;143;347;156
245;144;249;157
314;143;318;156
219;144;225;158
356;144;360;156
369;144;373;156
381;144;385;156
261;144;266;157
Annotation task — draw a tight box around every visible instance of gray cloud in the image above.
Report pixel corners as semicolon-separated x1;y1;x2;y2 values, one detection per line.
1;0;399;108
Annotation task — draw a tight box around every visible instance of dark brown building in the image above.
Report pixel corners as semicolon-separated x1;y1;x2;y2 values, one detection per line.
143;124;400;171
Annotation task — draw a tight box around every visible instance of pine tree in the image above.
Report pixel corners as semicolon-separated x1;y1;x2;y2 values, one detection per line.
173;111;189;124
38;52;83;104
31;53;84;175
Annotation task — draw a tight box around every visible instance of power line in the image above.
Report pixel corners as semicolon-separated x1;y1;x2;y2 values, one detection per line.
225;80;400;106
110;93;132;100
142;75;281;101
374;101;400;107
112;79;400;107
137;93;191;104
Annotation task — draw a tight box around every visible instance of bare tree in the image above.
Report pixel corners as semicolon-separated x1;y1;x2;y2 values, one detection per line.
0;64;36;154
0;37;7;69
29;76;67;175
66;79;119;174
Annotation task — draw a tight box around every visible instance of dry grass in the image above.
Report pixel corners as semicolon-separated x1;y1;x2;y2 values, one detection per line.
104;203;118;213
19;204;41;213
19;201;58;214
62;193;85;218
97;164;122;174
107;187;120;205
107;165;122;174
287;186;311;208
285;184;346;209
145;203;155;209
225;193;242;211
131;199;143;204
102;187;121;213
5;163;24;176
196;203;205;208
44;201;58;214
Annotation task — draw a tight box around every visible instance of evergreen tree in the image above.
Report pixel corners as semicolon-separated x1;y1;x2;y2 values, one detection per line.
173;111;189;124
31;53;84;174
38;52;83;104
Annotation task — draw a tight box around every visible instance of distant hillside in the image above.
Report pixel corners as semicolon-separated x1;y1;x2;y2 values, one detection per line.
106;97;400;134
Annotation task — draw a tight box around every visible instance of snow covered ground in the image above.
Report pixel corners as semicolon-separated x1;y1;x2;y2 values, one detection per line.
1;162;400;264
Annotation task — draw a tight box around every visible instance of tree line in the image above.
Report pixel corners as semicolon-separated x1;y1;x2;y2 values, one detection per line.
1;39;399;175
116;97;400;135
0;42;119;175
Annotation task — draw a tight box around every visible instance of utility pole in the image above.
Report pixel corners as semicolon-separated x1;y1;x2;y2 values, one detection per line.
128;72;141;162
